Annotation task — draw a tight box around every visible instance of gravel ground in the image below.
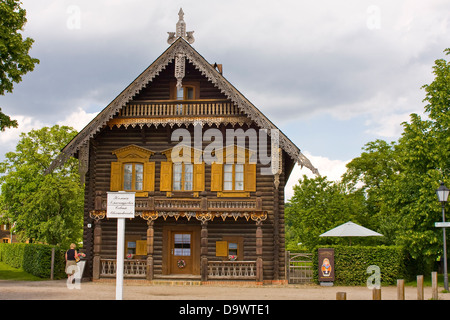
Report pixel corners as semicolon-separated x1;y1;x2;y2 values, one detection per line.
0;279;448;300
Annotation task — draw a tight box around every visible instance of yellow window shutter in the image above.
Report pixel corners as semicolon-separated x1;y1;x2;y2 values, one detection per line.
160;161;172;191
244;163;257;192
136;240;147;256
143;162;155;192
211;163;223;191
216;241;228;257
110;162;122;191
193;163;205;191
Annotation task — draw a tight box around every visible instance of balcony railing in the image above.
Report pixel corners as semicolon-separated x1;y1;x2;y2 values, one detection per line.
118;100;242;118
100;196;262;213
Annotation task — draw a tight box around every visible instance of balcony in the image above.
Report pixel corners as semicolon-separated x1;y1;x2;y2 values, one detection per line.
95;194;264;222
118;99;243;118
107;99;250;129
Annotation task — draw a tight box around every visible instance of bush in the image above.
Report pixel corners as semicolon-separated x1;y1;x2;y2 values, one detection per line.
313;245;408;286
0;243;66;279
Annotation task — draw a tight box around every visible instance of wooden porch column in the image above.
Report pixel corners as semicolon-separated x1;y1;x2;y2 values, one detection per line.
93;220;102;280
256;220;263;282
146;220;154;280
201;221;208;281
92;191;104;280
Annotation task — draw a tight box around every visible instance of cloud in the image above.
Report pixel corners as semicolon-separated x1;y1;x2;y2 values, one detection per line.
285;152;350;201
2;0;449;167
57;107;99;131
0;115;45;158
0;107;97;162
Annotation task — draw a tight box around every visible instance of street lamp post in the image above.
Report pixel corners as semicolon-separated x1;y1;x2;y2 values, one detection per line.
436;182;449;291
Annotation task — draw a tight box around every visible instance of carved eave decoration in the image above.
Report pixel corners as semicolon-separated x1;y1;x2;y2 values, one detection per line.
46;25;318;176
106;116;252;130
139;210;267;223
112;144;155;161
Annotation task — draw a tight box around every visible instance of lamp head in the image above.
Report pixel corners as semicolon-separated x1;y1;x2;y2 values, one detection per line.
436;182;450;203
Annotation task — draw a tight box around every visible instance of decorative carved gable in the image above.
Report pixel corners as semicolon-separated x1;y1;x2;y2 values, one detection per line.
112;145;155;162
47;18;319;177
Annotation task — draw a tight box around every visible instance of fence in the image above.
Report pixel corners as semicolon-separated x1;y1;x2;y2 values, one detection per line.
100;259;147;278
286;251;313;284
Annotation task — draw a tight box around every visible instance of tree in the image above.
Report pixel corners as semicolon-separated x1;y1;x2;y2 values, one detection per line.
0;125;83;247
338;49;450;268
0;0;39;130
286;175;368;251
287;49;450;271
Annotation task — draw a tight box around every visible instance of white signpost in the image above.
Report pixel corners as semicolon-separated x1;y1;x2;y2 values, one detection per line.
435;222;450;228
107;191;135;300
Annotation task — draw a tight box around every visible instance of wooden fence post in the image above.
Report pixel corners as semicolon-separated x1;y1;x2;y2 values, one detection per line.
397;279;405;300
417;275;424;300
432;271;438;300
372;288;381;300
336;292;347;300
50;247;55;280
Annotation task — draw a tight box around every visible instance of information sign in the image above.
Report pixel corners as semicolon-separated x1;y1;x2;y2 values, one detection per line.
107;192;135;218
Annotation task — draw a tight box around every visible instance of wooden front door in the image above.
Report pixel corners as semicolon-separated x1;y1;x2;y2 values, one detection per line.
170;231;193;274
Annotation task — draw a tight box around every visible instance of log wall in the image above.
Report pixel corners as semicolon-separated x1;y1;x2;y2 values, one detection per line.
82;58;290;281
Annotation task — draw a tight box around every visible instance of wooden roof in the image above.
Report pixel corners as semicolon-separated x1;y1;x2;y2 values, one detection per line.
47;38;318;175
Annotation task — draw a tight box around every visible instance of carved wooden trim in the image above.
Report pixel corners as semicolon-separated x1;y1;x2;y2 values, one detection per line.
47;38;318;176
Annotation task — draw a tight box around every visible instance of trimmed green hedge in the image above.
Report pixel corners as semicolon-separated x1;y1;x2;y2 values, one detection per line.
313;245;409;286
0;243;66;279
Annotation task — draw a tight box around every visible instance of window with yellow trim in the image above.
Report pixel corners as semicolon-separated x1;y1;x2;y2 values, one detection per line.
223;164;244;191
210;146;256;197
160;146;205;193
110;145;155;197
173;162;193;191
123;163;144;191
215;237;243;260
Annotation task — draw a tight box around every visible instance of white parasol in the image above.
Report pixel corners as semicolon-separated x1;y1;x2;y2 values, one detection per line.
319;221;383;245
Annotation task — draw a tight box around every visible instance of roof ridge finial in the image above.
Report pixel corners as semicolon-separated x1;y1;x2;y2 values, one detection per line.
167;8;195;45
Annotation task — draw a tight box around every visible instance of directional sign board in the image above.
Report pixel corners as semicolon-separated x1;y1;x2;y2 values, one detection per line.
435;222;450;228
107;192;135;218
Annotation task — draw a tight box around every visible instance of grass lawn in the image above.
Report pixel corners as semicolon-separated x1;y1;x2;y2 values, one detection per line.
0;261;42;281
405;272;449;292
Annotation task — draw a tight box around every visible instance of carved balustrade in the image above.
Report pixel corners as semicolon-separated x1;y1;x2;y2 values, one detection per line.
99;194;266;222
100;259;147;278
207;261;256;280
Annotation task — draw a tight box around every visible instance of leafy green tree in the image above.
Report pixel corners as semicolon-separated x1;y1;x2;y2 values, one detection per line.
339;49;450;268
389;48;450;264
286;175;368;251
287;49;449;270
0;125;83;247
0;0;39;130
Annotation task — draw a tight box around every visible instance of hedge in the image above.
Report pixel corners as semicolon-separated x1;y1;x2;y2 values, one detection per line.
313;245;409;286
0;243;66;279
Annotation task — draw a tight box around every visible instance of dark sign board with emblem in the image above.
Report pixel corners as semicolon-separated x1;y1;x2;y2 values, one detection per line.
318;248;335;282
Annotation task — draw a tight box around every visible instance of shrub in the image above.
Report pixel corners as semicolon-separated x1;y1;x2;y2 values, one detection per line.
0;243;66;279
313;245;408;286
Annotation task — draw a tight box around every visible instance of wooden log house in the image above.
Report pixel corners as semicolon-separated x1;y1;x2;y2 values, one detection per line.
48;9;318;283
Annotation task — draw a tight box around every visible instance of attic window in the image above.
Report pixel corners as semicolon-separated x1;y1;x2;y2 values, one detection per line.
176;86;195;100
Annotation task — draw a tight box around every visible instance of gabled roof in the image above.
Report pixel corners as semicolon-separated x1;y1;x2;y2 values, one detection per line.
47;37;318;175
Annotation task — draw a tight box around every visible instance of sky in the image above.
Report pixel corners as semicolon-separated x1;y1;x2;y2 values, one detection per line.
1;0;449;200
